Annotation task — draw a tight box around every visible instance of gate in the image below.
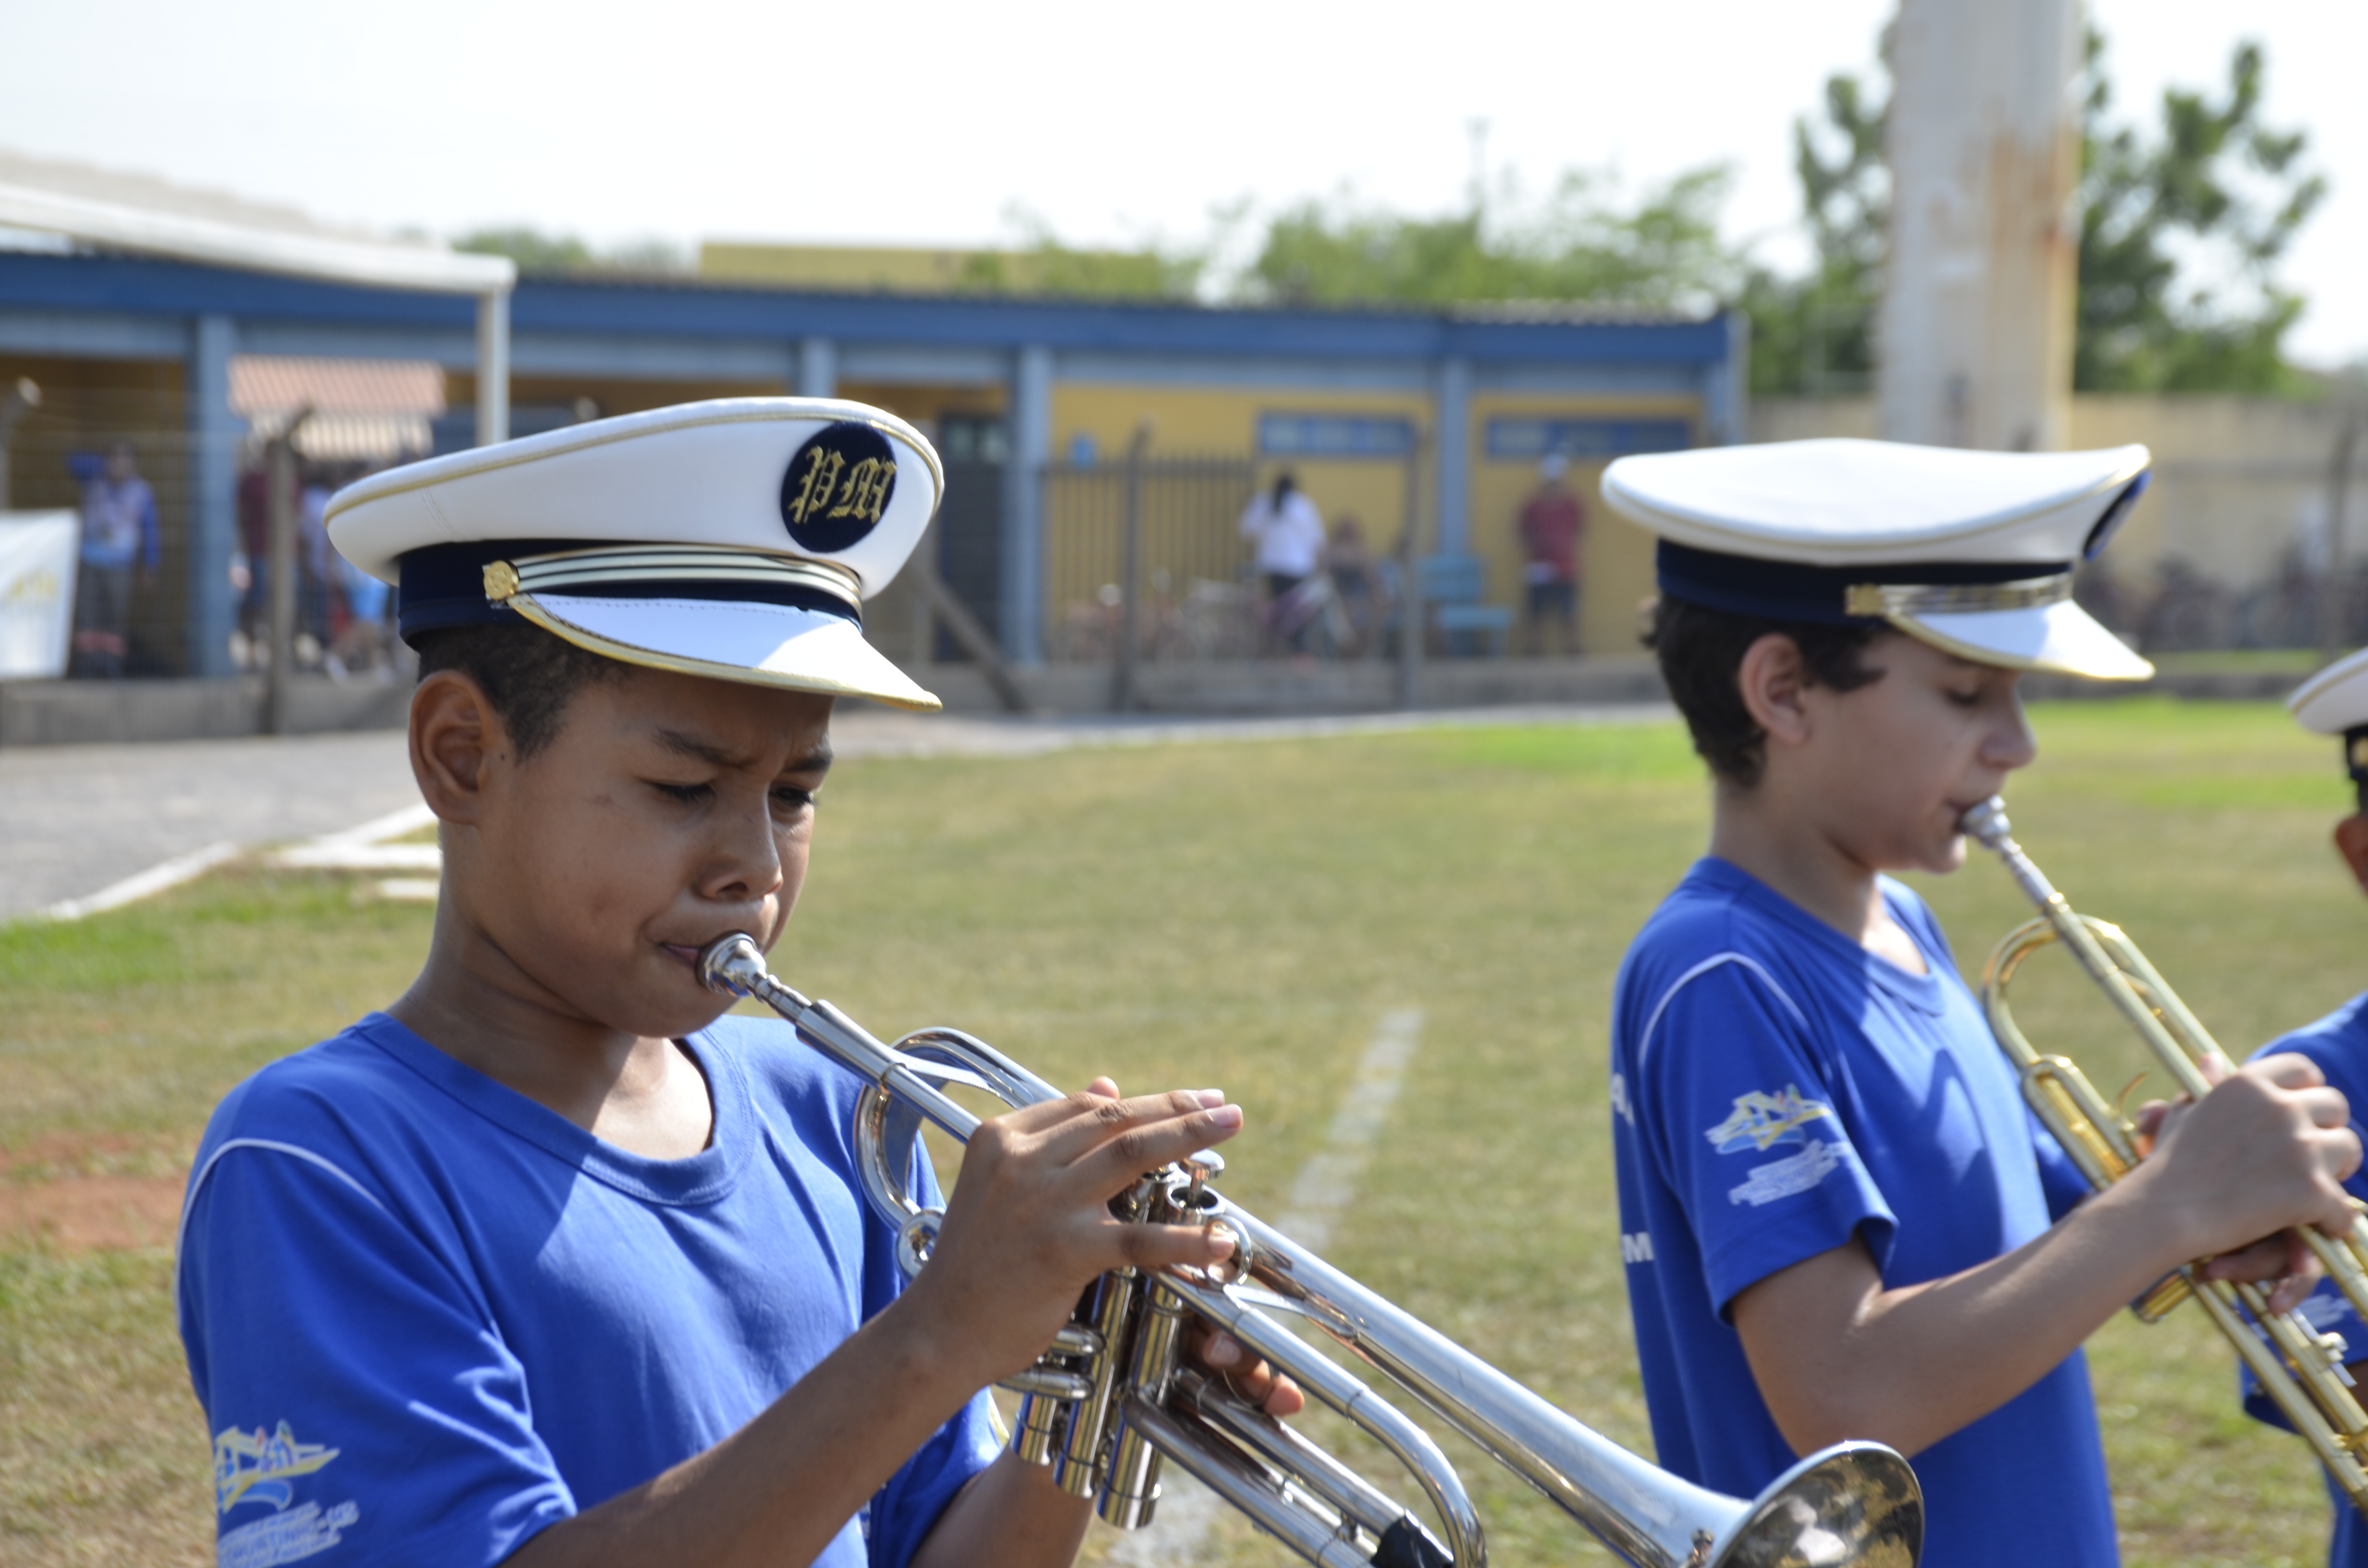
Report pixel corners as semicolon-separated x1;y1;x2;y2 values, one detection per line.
1040;454;1258;662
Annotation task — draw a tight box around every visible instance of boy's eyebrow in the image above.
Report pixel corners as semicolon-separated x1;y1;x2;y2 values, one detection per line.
651;727;752;770
650;726;834;776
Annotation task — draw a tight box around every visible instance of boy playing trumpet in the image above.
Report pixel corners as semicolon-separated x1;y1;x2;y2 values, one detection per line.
178;401;1295;1568
2237;648;2368;1568
1600;439;2360;1568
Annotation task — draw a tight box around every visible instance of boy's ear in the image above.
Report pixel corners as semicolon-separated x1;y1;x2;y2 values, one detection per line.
2333;814;2368;898
1736;632;1813;749
409;670;510;826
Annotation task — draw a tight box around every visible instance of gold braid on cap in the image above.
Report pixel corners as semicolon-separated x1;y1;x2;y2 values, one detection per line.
1843;573;2072;619
479;544;862;610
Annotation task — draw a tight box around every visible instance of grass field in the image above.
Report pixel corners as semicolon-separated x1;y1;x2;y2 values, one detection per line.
4;698;2363;1566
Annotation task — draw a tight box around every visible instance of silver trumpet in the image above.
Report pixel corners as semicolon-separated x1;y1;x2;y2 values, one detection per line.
701;935;1923;1568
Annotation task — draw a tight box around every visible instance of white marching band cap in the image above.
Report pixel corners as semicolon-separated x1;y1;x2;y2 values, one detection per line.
2286;648;2368;796
327;398;943;711
1601;437;2156;681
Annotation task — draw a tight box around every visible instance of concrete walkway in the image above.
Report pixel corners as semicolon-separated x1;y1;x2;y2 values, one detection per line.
0;703;1672;919
0;732;422;920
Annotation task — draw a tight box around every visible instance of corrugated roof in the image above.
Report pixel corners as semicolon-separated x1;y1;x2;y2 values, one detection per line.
229;355;444;462
229;356;444;417
0;147;512;294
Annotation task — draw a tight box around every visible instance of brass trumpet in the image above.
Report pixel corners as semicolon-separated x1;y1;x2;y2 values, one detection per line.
699;934;1924;1568
1962;796;2368;1514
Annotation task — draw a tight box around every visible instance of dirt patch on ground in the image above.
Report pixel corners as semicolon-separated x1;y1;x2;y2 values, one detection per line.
4;1172;186;1250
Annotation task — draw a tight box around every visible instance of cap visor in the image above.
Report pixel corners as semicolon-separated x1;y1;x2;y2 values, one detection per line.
2286;648;2368;732
1892;600;2153;681
512;593;941;710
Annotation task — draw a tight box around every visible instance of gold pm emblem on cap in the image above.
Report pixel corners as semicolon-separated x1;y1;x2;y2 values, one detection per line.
482;560;521;602
780;421;900;556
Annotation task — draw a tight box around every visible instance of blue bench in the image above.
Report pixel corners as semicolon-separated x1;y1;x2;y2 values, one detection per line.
1418;554;1515;658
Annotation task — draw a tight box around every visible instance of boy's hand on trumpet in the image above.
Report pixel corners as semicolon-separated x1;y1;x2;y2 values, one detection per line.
2129;1051;2361;1316
904;1076;1300;1415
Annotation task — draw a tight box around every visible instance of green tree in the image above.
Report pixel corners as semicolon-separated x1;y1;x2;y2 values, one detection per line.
1742;73;1886;396
2075;36;2325;392
1240;166;1738;313
453;227;688;277
1751;32;2325;398
962;207;1206;300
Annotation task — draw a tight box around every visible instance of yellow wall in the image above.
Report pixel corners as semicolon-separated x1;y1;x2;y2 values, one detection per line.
1048;381;1704;653
838;382;1007;441
1049;382;1432;556
1468;393;1701;655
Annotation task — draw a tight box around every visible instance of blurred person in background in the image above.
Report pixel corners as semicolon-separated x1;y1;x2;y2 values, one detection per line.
66;439;159;678
1517;453;1585;656
1238;471;1325;653
236;450;276;650
1324;514;1381;655
298;460;336;663
328;462;396;680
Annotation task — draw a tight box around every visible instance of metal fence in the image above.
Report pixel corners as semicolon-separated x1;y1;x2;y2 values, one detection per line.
1;416;407;683
2080;453;2368;653
1040;454;1262;662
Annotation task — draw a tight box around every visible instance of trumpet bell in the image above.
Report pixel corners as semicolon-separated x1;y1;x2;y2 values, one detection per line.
1713;1446;1922;1568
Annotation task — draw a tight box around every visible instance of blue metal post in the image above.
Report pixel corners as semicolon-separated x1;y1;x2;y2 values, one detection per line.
1000;344;1051;665
1432;355;1472;558
185;312;240;678
1703;309;1750;446
797;336;837;399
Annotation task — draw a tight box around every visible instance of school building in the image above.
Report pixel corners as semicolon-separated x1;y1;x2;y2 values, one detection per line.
0;244;1746;680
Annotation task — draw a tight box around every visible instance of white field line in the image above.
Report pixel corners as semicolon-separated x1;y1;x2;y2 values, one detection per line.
313;801;437;847
26;800;439;924
267;801;440;872
272;843;442;871
1104;1007;1425;1568
36;840;241;922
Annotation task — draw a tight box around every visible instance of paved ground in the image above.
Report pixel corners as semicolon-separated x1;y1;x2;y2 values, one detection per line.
0;702;1671;919
0;731;423;920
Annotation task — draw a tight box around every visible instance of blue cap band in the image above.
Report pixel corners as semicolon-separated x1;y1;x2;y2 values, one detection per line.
1654;540;2075;626
396;539;861;646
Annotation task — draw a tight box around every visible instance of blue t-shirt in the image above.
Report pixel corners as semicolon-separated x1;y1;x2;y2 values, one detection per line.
178;1012;1001;1568
2245;994;2368;1568
1609;858;2113;1568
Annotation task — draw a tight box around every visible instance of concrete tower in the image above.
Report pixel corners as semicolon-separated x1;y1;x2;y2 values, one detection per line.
1880;0;2083;451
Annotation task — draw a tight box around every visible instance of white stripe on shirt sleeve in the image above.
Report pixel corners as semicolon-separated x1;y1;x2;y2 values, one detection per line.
1632;952;1812;1074
176;1136;389;1264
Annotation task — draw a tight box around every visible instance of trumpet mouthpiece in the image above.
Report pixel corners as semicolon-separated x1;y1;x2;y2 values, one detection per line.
697;933;767;998
1960;796;2011;848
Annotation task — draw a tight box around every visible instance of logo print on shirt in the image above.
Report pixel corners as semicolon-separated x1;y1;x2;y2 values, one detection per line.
214;1421;362;1566
215;1421;340;1513
1728;1141;1843;1206
1703;1084;1832;1154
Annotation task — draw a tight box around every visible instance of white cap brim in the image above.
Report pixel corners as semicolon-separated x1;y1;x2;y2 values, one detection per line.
2288;648;2368;733
1891;600;2154;681
513;592;940;711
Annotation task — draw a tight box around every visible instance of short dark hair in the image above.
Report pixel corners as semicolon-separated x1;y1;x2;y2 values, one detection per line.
414;623;633;760
1645;595;1888;787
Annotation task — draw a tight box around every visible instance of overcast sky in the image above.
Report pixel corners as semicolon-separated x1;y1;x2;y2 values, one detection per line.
2;0;2361;366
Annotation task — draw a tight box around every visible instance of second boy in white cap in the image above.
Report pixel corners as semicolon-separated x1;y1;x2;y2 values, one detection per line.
2232;649;2368;1568
1600;438;2360;1568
